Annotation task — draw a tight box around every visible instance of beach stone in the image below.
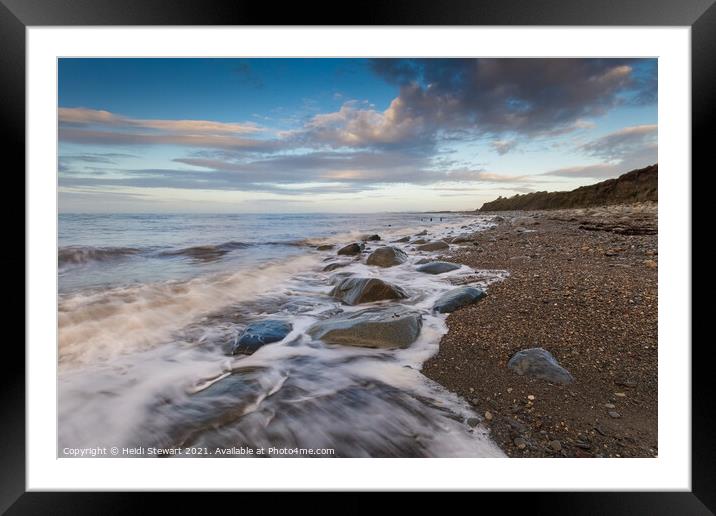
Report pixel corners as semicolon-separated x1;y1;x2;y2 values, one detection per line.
316;244;334;251
337;242;365;256
514;437;528;449
392;236;410;243
548;440;562;452
361;234;381;241
415;230;428;236
328;272;354;285
412;238;428;245
307;307;422;349
366;246;408;267
232;320;293;355
330;277;407;305
416;261;461;275
323;261;350;272
433;286;486;313
416;240;450;251
507;347;574;384
467;417;480;428
608;410;621;419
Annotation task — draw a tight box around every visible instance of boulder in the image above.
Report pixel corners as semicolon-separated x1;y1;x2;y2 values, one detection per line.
433;286;486;313
232;320;293;355
366;246;408;267
416;261;461;274
507;348;574;384
307;307;422;348
337;242;365;256
330;277;407;305
416;240;450;251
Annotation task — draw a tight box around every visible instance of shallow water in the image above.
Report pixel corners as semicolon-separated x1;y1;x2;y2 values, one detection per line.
58;212;507;457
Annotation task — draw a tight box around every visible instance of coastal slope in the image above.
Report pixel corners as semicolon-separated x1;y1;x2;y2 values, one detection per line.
479;164;657;211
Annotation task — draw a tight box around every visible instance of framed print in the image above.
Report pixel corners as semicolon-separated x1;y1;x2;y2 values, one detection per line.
2;0;712;512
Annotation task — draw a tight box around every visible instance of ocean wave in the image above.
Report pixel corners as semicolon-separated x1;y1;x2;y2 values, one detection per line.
58;246;141;266
57;254;322;366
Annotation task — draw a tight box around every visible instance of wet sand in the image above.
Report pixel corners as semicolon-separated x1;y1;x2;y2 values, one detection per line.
423;203;658;457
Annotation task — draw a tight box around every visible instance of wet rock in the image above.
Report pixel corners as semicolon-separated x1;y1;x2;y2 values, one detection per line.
316;244;334;251
412;238;428;245
362;234;381;241
232;320;293;355
433;286;486;313
330;277;407;305
328;272;354;285
392;236;410;243
415;230;428;236
416;240;450;252
415;258;432;264
337;242;365;256
507;347;574;384
323;261;351;272
416;261;461;275
467;417;480;428
366;246;408;267
307;307;422;349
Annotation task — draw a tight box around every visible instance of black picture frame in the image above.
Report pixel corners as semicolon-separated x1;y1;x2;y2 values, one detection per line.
1;0;711;513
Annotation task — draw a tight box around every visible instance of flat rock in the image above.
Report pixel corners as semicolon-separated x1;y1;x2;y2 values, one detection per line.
507;347;574;384
416;240;450;251
323;261;351;272
307;307;422;349
232;320;293;355
433;286;486;313
330;276;407;305
337;242;365;256
416;261;461;274
366;246;408;267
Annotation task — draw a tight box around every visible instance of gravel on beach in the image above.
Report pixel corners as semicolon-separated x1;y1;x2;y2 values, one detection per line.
422;203;658;458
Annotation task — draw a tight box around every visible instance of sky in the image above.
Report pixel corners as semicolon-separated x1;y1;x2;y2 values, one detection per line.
58;58;657;213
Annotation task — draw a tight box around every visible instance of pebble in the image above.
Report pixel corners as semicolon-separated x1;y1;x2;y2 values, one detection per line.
614;392;626;397
604;403;616;409
484;411;493;421
644;259;657;268
514;437;527;450
467;417;480;428
527;394;535;401
608;410;621;419
548;440;562;452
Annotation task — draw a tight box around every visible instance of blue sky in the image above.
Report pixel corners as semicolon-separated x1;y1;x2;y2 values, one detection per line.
58;58;657;213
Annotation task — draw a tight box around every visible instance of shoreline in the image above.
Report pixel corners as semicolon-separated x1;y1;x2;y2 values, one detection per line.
424;203;658;457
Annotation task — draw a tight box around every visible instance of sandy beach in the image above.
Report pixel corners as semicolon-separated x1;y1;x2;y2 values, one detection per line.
423;203;658;457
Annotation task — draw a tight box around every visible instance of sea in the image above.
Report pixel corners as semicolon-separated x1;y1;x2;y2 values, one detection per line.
58;212;507;457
